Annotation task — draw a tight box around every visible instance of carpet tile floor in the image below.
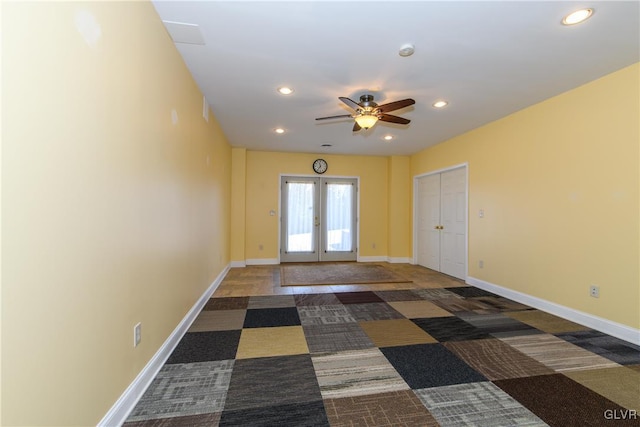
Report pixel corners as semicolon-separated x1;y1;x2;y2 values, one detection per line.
125;264;640;426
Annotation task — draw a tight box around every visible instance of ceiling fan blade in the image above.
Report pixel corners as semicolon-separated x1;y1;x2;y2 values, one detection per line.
379;114;411;125
339;97;361;111
315;114;353;121
377;98;415;113
352;122;361;132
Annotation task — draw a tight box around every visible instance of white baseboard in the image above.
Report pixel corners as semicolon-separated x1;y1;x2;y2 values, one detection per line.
358;256;388;262
245;258;279;265
98;263;231;427
466;276;640;346
230;260;246;268
387;257;411;264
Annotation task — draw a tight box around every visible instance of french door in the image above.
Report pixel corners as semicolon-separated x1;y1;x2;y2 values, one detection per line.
280;176;357;262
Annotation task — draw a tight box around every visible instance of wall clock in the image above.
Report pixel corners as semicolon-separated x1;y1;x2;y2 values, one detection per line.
313;158;328;174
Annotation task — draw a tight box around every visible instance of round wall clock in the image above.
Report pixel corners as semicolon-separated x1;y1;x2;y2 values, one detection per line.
313;158;328;174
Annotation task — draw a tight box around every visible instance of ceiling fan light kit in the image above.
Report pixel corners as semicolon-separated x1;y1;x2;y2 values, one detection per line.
354;114;378;130
316;94;415;132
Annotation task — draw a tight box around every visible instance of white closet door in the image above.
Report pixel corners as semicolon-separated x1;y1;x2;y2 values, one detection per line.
417;174;441;271
440;167;466;279
415;166;467;280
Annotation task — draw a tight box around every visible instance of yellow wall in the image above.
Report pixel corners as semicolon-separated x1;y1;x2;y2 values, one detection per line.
412;63;640;329
2;2;231;425
244;151;389;260
387;156;412;260
230;148;247;263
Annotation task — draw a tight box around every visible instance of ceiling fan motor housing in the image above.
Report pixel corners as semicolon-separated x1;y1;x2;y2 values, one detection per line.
359;94;378;109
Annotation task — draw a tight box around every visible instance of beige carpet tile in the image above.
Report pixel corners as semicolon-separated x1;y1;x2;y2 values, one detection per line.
564;366;640;411
628;364;640;373
504;310;591;334
359;319;438;347
324;390;439;427
388;300;454;319
311;348;409;399
500;334;621;372
188;310;246;332
235;326;309;359
444;338;554;380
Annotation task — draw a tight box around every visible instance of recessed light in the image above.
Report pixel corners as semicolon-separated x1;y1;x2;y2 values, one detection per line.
277;86;294;95
399;43;415;57
432;100;448;108
274;128;285;134
383;135;394;141
562;8;594;25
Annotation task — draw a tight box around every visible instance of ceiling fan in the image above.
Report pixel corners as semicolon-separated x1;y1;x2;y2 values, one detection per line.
316;94;415;132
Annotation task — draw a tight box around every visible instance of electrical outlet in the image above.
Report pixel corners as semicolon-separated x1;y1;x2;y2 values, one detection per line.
478;260;484;268
134;322;142;347
589;285;600;298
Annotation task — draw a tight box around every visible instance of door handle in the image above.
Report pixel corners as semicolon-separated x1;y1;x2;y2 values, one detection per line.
434;225;444;230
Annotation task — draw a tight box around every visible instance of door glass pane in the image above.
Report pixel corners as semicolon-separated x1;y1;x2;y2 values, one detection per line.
325;183;352;252
286;182;315;252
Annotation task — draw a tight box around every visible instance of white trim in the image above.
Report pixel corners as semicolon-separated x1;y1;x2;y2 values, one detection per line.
467;276;640;346
98;264;230;427
358;256;388;262
230;260;246;268
412;163;469;280
388;257;411;263
246;258;280;265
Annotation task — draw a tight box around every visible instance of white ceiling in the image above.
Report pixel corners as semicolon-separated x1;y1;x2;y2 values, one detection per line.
151;1;639;156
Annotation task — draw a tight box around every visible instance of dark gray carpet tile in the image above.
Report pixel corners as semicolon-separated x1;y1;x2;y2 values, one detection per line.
556;330;640;365
446;287;499;298
457;312;542;336
126;361;233;421
412;288;464;300
247;294;295;309
345;303;405;321
412;316;492;342
203;297;249;311
335;291;385;304
166;331;240;364
297;305;357;325
381;343;487;389
374;290;425;302
242;307;301;328
223;354;322;411
294;293;342;306
123;413;221;427
220;401;329;427
302;322;374;353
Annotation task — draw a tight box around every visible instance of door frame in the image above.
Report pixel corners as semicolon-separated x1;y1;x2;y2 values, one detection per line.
412;163;469;279
278;174;360;263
